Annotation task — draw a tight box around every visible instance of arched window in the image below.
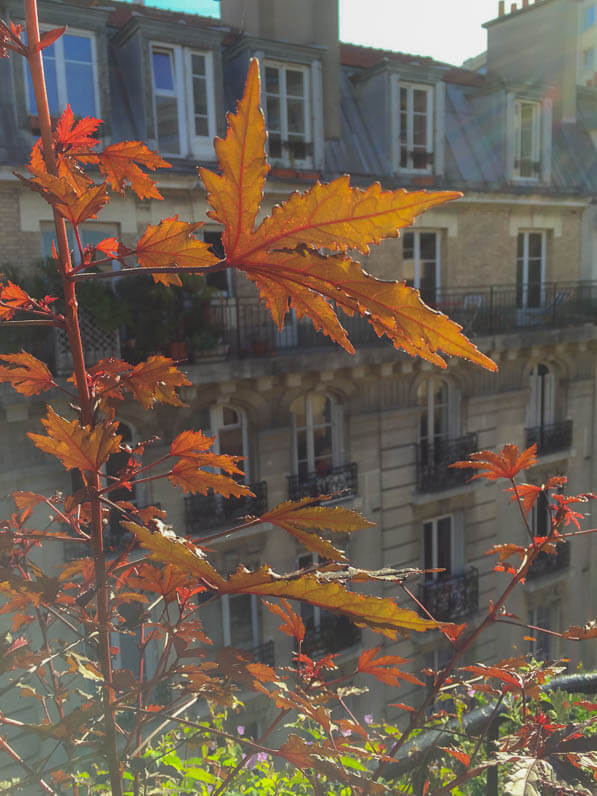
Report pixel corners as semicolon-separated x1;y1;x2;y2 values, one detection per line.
417;378;459;464
198;404;249;483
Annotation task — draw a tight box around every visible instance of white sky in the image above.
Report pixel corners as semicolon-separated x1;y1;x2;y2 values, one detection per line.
150;0;501;66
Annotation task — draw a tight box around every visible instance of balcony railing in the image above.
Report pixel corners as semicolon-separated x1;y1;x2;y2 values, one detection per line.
302;616;362;658
526;420;573;456
185;482;267;537
416;433;478;493
287;462;358;501
527;542;570;581
418;567;479;621
247;640;275;668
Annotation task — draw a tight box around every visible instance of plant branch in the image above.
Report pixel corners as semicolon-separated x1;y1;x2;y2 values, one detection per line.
0;734;57;795
71;261;229;283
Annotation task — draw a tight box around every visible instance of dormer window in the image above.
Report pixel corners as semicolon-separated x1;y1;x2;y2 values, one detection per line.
513;100;541;180
150;43;215;158
263;61;312;167
395;81;434;173
25;29;98;118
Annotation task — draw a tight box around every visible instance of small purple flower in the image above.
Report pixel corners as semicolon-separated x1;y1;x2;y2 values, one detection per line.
256;752;268;763
237;725;245;736
364;714;373;725
341;728;352;737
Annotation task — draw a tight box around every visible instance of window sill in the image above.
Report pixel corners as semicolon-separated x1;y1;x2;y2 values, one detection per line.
270;166;320;181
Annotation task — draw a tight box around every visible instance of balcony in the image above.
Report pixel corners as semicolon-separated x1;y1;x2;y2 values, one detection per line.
302;615;362;658
287;462;358;501
526;420;573;457
527;542;570;581
247;640;275;667
184;482;267;537
418;567;479;621
416;433;478;493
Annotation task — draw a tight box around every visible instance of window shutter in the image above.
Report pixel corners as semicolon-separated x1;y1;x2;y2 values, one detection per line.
332;400;345;467
541;98;552;184
450;512;465;576
507;93;517;179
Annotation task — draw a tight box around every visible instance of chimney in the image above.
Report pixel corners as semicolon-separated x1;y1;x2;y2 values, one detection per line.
499;1;505;15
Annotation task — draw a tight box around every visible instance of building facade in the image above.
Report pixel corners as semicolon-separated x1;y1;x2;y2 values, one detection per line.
1;0;597;734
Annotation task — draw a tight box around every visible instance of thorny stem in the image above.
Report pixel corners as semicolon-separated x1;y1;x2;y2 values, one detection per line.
23;3;122;793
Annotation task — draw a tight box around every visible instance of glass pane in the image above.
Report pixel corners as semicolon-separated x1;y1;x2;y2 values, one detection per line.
266;96;280;131
288;138;307;160
400;87;407;111
413;89;428;113
222;406;239;426
63;34;91;62
198;406;211;433
516;258;524;308
219;426;243;459
528;233;542;259
527;259;542;307
420;260;436;304
423;521;433;579
413;151;429;169
268;134;282;159
420;232;436;260
28;51;59;115
152;51;174;92
517;233;524;258
403;231;414;260
286;69;304;97
155;96;180;153
400;111;408;143
290;395;306;427
193;76;208;117
191;53;205;76
437;517;451;576
413;115;427;147
229;595;254;647
65;62;96;117
286;99;305;134
310;394;331;426
265;66;279;94
296;430;307;463
313;426;332;469
195;116;208;137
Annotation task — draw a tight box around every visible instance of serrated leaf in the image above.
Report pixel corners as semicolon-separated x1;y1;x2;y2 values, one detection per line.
98;141;171;200
0;281;33;320
135;216;219;286
123;522;224;587
23;170;108;225
357;646;424;687
12;491;46;510
127;355;190;408
0;351;54;396
199;58;268;257
451;443;537;481
169;460;253;498
264;598;305;642
27;406;121;472
53;105;101;151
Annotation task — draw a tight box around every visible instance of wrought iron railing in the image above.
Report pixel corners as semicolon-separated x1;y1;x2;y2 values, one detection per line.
418;567;479;621
302;616;362;657
184;481;267;537
416;433;478;493
248;640;275;668
527;541;570;580
526;420;573;456
287;462;358;501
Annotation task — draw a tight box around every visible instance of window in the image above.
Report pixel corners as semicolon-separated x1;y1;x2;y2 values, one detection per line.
41;222;119;267
25;30;98;118
423;515;464;582
198;405;248;483
528;603;558;661
531;489;550;537
150;44;215;157
513;100;541;179
583;4;596;30
395;82;434;173
222;594;259;649
263;61;311;166
290;394;343;482
417;378;459;466
516;231;546;309
528;363;555;431
402;230;440;304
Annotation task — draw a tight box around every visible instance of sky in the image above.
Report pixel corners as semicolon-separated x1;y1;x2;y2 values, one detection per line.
149;0;501;66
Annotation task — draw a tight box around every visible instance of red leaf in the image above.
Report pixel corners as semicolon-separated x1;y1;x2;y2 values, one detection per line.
440;747;470;767
37;27;66;52
264;598;305;643
450;443;537;481
357;646;424;687
54;105;102;151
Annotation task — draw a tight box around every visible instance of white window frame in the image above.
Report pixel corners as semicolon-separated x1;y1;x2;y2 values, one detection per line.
513;99;542;181
262;60;312;169
222;594;259;648
24;26;100;118
291;393;344;477
201;404;249;484
417;377;461;452
516;230;547;310
150;42;216;159
402;229;441;302
527;362;556;430
422;514;464;581
393;80;434;174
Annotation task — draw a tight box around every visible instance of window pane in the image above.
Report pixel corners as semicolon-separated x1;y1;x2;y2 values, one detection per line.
195;116;208;137
265;66;279;94
191;53;205;76
65;62;96;117
437;517;451;576
27;49;59;115
219;426;243;459
400;87;408;111
403;231;414;260
155;96;180;153
229;595;254;647
288;138;307;160
413;114;427;147
311;394;331;426
63;34;91;62
413;89;428;113
528;233;543;259
222;406;239;426
287;99;305;134
193;76;208;118
423;521;433;579
266;96;281;131
420;232;436;260
296;429;307;463
152;51;174;92
290;395;306;427
286;69;304;97
268;134;282;158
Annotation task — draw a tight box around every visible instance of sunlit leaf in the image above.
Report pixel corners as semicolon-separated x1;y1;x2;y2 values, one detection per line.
0;351;54;396
98;141;171;199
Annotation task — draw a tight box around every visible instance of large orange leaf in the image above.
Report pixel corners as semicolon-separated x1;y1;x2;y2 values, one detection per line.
123;522;224;586
357;646;424;687
199;59;268;258
168;460;253;498
98;141;171;200
0;282;32;320
0;352;54;396
451;443;537;481
219;566;439;638
134;216;220;286
24;170;108;225
248;176;462;256
54;105;101;152
127;355;190;409
28;406;121;472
